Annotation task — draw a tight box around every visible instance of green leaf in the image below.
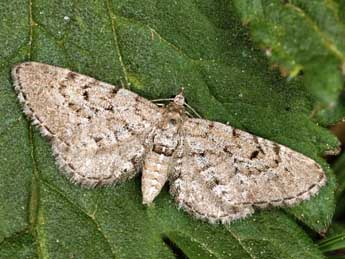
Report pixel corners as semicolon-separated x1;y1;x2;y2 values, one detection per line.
332;151;345;219
0;0;340;258
333;152;345;198
232;0;345;120
319;230;345;253
0;232;37;259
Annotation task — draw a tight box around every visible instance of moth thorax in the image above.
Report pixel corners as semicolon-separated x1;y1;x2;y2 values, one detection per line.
153;132;179;155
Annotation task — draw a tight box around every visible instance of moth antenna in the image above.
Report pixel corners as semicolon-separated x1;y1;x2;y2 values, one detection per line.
184;103;202;118
151;98;174;103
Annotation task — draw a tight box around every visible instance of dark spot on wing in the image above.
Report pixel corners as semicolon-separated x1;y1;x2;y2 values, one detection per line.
111;88;119;96
223;145;233;155
67;71;78;79
68;102;76;108
35;115;43;123
213;178;220;185
68;163;76;170
83;91;89;101
250;150;259;159
308;184;316;191
58;83;67;98
273;143;280;156
232;129;239;138
21;91;27;100
105;104;114;111
82;84;91;90
254;201;267;205
319;173;325;181
90;107;100;114
59;83;67;90
257;145;265;155
44;126;54;135
94;137;102;143
297;190;307;196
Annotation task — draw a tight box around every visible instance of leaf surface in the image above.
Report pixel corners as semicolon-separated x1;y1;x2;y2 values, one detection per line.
232;0;345;123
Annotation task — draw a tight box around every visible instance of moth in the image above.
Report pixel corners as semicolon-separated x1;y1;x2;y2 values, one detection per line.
12;62;326;223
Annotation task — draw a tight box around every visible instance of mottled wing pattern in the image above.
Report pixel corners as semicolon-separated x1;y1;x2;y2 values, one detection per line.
12;62;162;186
171;118;326;223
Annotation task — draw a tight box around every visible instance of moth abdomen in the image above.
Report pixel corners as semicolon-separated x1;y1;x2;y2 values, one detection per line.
141;151;171;204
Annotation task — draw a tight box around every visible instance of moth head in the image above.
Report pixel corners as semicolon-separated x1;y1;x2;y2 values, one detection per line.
173;88;185;106
165;88;186;114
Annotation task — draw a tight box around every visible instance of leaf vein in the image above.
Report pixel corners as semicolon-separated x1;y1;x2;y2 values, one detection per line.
41;180;116;258
286;3;345;62
105;0;129;87
226;227;256;259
